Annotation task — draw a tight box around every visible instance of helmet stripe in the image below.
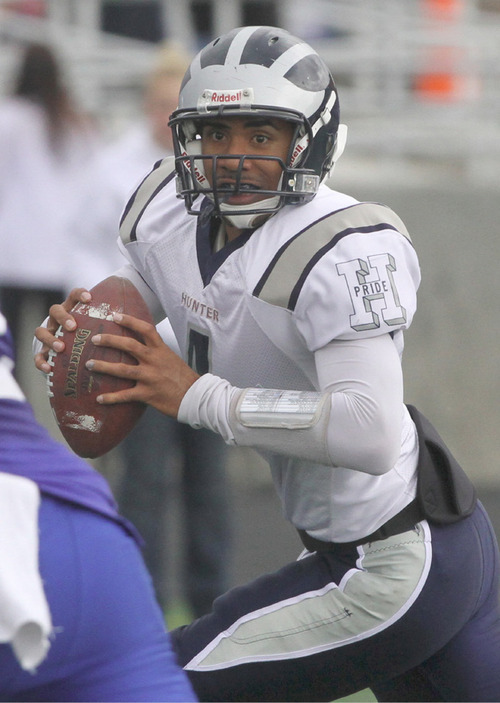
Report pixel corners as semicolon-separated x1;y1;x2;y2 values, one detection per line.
199;27;239;68
239;26;298;67
225;26;260;67
267;42;316;78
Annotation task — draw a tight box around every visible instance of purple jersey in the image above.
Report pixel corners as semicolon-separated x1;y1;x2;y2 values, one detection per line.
0;311;135;537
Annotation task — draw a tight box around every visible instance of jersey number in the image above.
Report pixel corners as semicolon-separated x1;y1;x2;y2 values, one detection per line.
187;328;211;374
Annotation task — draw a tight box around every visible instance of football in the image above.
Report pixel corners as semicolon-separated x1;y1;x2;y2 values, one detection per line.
47;276;154;458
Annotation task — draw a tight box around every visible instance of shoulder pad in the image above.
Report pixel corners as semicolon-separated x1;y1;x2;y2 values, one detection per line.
253;202;411;310
120;156;175;245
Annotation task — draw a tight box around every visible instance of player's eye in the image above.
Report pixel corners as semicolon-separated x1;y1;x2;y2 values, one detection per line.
202;125;225;142
209;129;226;142
253;133;270;145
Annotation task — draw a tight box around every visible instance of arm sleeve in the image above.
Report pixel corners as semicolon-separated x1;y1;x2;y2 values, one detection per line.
178;333;403;475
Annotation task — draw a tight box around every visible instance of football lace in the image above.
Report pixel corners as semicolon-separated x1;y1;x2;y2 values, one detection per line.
46;325;64;399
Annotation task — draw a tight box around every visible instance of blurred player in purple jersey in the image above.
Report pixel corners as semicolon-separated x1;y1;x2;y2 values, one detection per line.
0;309;195;702
35;26;500;703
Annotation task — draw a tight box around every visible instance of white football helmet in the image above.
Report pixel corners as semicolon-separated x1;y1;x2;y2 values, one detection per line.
169;25;347;228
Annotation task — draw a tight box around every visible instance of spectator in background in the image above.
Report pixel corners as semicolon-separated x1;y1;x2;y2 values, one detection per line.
68;42;232;620
0;42;98;401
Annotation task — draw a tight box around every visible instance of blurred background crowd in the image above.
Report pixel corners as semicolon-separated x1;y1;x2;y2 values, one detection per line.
1;0;500;628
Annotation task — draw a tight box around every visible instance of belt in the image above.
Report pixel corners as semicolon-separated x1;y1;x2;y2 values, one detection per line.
297;498;423;553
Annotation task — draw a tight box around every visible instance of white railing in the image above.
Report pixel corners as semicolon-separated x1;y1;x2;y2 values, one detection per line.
1;0;499;177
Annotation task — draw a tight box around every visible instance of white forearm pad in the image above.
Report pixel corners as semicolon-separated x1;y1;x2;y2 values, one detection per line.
178;373;333;465
230;387;332;464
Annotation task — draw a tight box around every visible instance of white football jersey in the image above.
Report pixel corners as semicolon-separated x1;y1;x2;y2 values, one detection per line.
119;157;421;542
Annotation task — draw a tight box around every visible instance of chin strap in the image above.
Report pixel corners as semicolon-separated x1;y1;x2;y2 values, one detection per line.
219;196;281;229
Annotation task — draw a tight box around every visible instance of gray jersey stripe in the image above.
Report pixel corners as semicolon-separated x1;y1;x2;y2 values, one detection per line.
120;158;175;245
254;202;411;309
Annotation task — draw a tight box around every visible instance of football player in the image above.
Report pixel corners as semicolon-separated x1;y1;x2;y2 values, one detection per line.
0;308;195;702
35;26;500;702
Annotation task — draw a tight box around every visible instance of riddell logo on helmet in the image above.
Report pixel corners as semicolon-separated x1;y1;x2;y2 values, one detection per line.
291;143;305;165
208;90;243;104
182;151;206;185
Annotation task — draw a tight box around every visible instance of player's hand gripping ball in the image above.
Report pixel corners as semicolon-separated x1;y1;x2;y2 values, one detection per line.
47;276;153;458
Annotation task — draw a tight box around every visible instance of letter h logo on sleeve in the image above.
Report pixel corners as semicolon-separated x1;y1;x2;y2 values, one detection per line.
336;254;407;331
